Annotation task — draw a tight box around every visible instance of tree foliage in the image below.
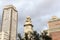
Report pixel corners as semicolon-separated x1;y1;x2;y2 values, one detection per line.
18;30;52;40
40;31;52;40
33;31;40;40
18;33;22;40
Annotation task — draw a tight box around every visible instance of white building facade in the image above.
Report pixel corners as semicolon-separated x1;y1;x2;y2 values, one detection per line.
1;5;18;40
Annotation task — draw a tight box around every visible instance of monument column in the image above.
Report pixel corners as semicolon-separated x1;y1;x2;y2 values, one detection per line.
24;16;33;34
24;16;33;39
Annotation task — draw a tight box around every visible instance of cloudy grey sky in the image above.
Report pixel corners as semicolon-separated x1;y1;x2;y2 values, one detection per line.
0;0;60;35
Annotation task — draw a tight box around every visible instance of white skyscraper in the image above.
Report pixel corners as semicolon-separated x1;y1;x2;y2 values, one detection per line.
1;5;18;40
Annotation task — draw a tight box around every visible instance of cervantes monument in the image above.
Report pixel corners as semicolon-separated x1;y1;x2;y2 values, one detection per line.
1;5;18;40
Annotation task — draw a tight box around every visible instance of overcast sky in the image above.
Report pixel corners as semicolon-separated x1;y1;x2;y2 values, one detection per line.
0;0;60;35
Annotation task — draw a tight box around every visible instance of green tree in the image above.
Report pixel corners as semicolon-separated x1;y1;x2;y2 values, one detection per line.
33;31;40;40
18;33;22;40
24;33;28;40
40;31;52;40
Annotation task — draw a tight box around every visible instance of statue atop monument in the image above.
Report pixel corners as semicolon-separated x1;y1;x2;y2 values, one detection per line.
26;16;31;22
24;16;32;25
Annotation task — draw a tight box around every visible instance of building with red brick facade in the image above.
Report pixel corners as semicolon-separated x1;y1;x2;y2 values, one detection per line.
48;16;60;40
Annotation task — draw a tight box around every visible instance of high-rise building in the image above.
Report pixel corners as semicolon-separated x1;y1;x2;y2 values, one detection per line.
1;5;18;40
0;32;2;40
0;31;9;40
48;16;60;40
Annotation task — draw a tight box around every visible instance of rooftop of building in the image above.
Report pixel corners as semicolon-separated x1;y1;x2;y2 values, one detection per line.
48;16;60;22
3;5;17;12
